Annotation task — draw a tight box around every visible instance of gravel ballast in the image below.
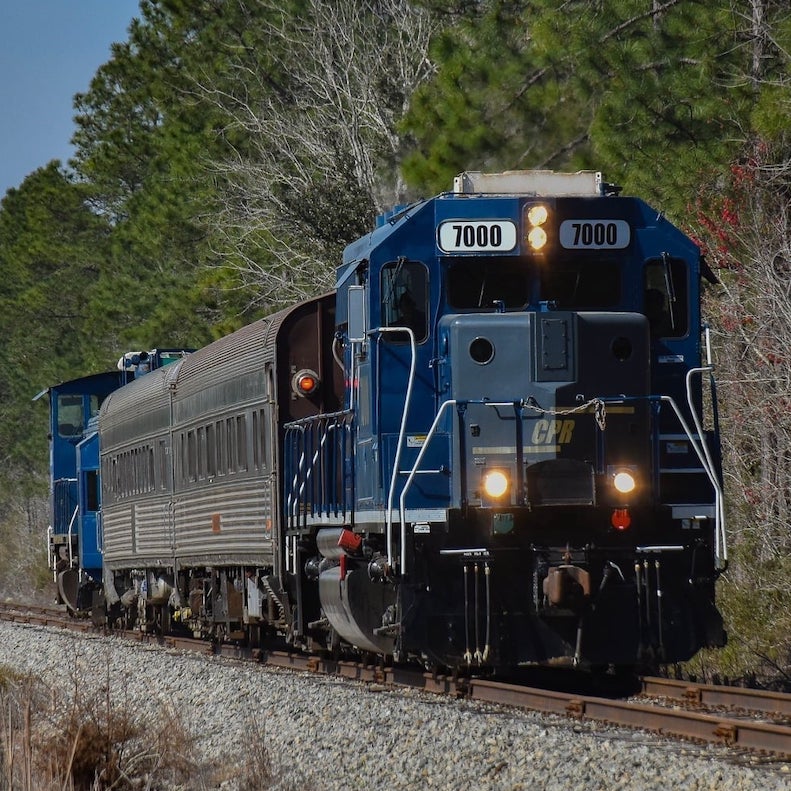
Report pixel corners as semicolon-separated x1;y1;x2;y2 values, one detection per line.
0;621;788;790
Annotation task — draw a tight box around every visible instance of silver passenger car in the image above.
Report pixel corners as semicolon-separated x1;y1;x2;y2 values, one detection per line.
98;294;340;638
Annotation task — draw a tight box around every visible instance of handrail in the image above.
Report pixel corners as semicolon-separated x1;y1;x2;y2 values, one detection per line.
375;326;417;552
661;364;727;569
67;505;79;568
396;398;456;571
397;399;524;573
283;409;354;533
396;390;726;575
659;393;726;569
281;349;725;574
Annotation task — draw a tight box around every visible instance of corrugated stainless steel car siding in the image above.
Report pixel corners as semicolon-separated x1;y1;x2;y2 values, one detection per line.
99;362;181;450
174;477;273;559
174;318;272;401
102;495;173;568
102;479;275;568
99;302;311;572
173;370;266;425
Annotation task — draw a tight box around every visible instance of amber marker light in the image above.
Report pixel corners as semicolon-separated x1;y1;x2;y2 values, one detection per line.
483;469;509;499
292;368;320;397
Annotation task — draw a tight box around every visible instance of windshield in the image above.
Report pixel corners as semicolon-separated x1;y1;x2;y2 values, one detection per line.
446;258;530;309
539;258;621;309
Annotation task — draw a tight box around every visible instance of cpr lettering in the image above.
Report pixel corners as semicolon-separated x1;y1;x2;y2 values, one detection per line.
531;419;575;444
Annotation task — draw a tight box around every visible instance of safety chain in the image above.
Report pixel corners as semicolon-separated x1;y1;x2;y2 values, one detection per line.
521;397;607;431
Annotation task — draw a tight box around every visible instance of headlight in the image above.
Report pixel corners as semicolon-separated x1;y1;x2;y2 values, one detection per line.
525;203;550;251
527;227;547;251
527;205;548;226
612;470;636;494
483;470;509;499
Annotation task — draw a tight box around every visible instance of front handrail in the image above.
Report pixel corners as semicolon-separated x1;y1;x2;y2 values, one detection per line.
658;391;726;569
668;364;726;568
397;398;456;571
397;399;526;573
396;390;726;575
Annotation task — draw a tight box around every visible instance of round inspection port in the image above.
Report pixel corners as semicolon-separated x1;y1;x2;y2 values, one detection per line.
469;337;495;365
611;336;633;362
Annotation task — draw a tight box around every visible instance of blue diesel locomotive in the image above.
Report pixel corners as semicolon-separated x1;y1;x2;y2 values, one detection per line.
45;171;726;671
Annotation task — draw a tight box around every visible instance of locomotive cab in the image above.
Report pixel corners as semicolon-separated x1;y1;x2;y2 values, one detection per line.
39;350;192;614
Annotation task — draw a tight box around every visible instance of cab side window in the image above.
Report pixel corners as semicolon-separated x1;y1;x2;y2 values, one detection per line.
381;260;429;343
57;394;84;437
644;257;688;338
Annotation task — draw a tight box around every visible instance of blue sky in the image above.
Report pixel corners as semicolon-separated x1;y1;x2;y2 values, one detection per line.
0;1;140;197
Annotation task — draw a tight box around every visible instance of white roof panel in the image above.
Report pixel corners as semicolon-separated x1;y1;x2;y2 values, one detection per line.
453;170;602;197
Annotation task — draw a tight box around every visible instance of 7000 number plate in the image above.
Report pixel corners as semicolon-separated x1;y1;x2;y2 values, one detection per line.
559;219;630;249
438;220;517;253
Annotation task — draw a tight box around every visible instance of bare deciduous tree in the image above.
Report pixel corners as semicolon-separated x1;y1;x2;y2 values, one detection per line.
696;142;791;670
198;0;436;311
679;1;791;672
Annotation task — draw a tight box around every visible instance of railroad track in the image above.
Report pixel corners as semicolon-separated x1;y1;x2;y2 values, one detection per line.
2;600;790;760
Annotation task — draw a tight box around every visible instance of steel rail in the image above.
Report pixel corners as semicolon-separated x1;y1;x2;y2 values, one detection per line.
641;675;791;717
466;678;791;756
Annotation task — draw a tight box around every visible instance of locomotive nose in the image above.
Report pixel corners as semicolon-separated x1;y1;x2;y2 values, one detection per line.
438;310;650;510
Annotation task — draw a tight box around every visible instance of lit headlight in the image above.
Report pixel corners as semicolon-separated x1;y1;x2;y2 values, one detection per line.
612;471;636;494
483;470;509;499
527;205;548;226
527;227;547;251
525;203;550;251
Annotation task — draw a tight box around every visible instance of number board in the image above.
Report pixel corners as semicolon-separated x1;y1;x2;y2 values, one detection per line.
559;219;631;250
438;220;517;253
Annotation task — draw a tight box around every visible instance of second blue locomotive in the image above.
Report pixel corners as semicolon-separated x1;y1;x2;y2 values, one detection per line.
45;170;726;671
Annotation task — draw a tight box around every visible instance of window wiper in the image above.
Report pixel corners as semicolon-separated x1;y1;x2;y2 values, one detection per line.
661;252;677;330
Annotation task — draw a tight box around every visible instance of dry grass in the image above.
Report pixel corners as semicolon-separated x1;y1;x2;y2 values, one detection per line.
0;671;201;790
0;663;314;790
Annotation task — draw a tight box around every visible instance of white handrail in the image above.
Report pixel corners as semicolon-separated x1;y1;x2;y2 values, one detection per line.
67;505;79;567
397;399;456;571
685;366;727;567
660;373;727;569
375;326;416;568
396;389;727;574
397;399;521;574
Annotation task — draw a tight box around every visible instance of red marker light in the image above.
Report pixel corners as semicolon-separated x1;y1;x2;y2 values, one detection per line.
611;508;631;531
